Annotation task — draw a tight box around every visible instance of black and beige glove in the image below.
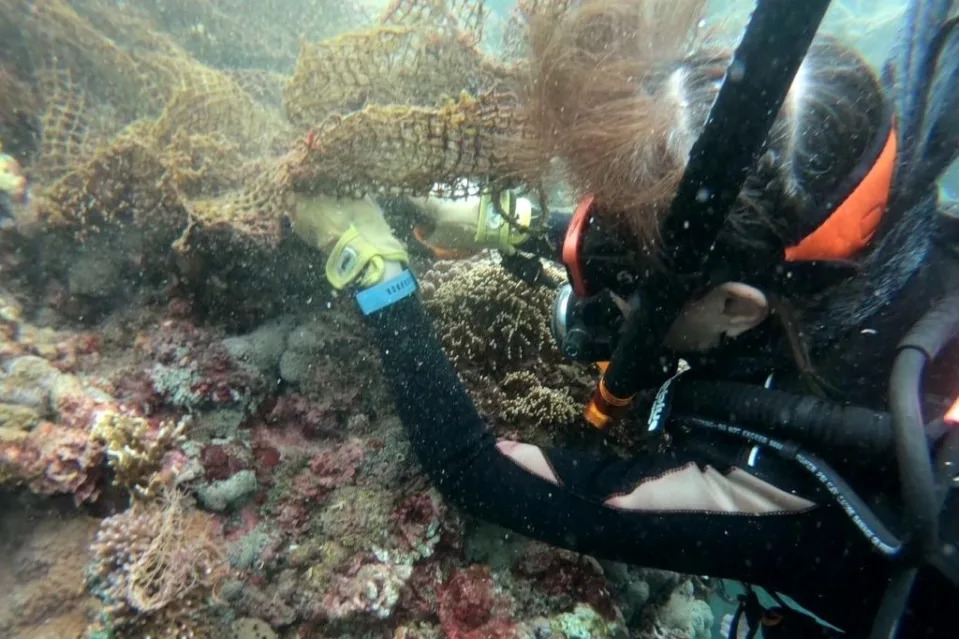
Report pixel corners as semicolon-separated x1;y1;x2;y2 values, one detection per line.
410;188;537;259
292;194;409;289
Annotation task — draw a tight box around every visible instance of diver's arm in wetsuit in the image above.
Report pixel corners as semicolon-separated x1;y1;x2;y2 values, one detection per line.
359;273;884;635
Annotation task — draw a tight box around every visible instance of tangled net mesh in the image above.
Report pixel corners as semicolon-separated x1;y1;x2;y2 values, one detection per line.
0;0;570;255
89;488;227;623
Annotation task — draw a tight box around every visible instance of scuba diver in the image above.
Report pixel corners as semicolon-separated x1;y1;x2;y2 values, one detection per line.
291;0;959;636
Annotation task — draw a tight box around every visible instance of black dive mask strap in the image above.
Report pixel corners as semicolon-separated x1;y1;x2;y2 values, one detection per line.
590;0;834;422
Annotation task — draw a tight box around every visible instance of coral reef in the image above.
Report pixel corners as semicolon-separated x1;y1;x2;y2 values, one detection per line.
0;250;715;639
0;2;720;638
127;318;266;412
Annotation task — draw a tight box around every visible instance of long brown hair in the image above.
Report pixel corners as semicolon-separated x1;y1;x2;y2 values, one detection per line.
516;0;885;259
518;0;709;246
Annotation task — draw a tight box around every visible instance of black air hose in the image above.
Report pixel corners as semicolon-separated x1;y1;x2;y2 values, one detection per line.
678;416;902;556
892;289;959;557
871;289;959;639
672;380;894;461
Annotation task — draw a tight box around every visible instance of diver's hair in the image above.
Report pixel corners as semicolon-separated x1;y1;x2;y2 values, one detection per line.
725;39;887;252
520;0;887;260
519;0;709;251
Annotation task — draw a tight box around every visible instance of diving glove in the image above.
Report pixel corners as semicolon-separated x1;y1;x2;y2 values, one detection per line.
411;188;536;258
292;194;409;289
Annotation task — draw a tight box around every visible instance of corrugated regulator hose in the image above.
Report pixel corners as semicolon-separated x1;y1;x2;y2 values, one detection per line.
671;380;894;463
871;288;959;638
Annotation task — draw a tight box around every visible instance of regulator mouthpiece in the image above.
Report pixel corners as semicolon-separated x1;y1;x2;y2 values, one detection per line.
550;283;624;363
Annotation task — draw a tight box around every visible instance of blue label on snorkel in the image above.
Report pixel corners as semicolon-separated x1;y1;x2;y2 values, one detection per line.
356;270;417;315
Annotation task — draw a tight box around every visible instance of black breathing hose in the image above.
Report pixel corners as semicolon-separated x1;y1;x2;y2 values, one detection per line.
891;289;959;557
599;0;833;406
870;289;959;639
678;416;902;556
671;380;895;462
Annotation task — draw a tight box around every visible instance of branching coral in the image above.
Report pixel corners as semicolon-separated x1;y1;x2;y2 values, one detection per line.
420;255;559;372
88;488;227;624
499;370;581;428
419;255;592;437
89;407;188;497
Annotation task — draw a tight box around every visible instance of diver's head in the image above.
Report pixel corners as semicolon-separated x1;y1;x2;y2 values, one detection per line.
534;0;894;383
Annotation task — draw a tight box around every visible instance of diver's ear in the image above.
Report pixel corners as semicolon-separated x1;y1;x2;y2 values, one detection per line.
718;282;769;337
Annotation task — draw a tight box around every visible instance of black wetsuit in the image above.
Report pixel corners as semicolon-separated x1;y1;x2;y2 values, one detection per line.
361;236;959;638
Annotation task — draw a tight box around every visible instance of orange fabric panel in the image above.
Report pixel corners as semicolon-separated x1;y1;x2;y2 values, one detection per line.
785;129;898;262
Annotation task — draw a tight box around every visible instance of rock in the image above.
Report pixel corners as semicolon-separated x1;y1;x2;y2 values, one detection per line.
0;402;41;439
231;617;277;639
67;250;123;299
277;317;325;385
191;407;247;440
277;348;311;385
195;469;257;512
222;316;294;377
0;356;59;413
658;580;714;639
285;320;324;353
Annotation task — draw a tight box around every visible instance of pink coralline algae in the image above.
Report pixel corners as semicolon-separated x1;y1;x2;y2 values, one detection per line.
0;419;104;503
266;392;342;440
123;319;265;412
389;489;456;561
275;439;366;534
200;442;251;481
293;439;365;501
437;565;516;639
249;393;353;466
514;547;617;620
307;439;365;487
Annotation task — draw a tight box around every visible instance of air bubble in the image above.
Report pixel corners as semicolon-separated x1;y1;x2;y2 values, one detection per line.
695;187;710;202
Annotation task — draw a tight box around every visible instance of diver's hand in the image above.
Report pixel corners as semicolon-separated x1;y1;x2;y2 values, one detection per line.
292;194;409;289
410;188;535;258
